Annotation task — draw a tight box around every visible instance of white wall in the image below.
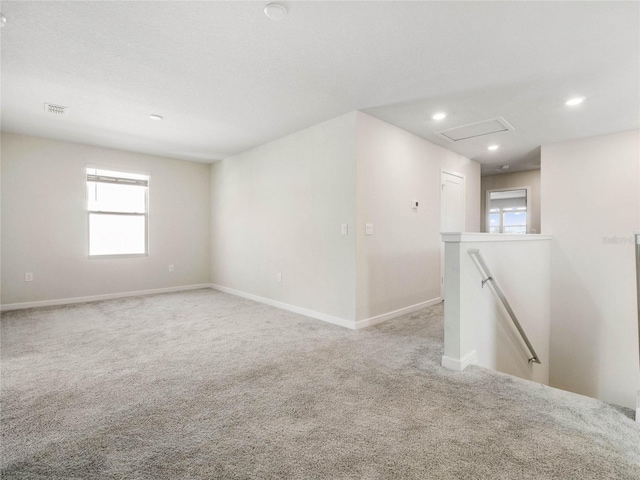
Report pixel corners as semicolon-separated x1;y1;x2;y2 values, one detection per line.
542;129;640;409
356;112;480;321
442;234;551;385
210;113;358;322
481;169;541;234
1;133;211;306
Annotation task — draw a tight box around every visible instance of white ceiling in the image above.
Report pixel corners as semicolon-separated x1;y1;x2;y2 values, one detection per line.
1;1;638;175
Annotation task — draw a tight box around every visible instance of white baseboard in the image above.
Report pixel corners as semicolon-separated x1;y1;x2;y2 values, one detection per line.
210;284;357;329
3;282;442;334
354;297;442;329
0;284;212;311
211;284;442;331
442;350;478;371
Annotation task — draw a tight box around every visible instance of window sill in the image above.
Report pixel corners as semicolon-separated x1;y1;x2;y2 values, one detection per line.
88;253;148;260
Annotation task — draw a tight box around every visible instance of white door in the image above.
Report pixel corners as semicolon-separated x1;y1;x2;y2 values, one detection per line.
440;171;466;299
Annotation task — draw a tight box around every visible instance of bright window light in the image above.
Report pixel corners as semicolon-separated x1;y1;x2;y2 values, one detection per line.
89;214;146;256
87;168;149;257
488;189;528;234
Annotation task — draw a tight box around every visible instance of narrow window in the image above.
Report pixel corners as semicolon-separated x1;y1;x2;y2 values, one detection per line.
87;168;149;257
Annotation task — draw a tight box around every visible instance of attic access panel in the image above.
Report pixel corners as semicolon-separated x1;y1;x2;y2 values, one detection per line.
435;117;514;142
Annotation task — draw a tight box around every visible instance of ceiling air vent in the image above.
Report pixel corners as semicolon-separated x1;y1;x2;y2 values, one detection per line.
435;117;514;143
44;103;68;116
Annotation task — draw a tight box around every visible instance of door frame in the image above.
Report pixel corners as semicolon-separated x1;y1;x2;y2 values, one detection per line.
441;169;466;231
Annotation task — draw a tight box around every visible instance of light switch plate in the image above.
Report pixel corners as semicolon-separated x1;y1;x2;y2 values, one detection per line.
365;224;373;235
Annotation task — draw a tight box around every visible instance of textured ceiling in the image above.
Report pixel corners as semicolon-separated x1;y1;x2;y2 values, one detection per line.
1;1;638;174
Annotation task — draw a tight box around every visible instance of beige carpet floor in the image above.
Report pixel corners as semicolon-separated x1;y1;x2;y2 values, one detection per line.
1;289;639;479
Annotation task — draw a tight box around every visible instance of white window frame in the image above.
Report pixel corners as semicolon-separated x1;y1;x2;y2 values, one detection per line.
485;186;531;234
86;166;149;259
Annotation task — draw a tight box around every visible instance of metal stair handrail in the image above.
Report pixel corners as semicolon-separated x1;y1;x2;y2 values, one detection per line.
468;248;541;365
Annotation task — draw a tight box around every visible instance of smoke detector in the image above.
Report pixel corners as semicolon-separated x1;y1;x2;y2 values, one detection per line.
44;103;68;116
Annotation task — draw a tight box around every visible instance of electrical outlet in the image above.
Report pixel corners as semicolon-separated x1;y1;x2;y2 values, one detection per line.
169;264;174;272
341;224;348;235
277;273;282;283
365;223;373;235
25;272;33;282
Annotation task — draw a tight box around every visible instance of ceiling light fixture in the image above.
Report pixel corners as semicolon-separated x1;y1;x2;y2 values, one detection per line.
488;145;499;151
264;3;288;20
149;114;163;121
432;112;446;120
565;97;585;106
0;13;6;26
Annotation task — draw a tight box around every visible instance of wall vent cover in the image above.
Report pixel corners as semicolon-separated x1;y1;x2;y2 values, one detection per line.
435;117;514;142
44;103;68;115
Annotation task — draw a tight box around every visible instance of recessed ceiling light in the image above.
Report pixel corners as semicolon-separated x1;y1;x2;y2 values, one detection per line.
488;145;499;151
149;114;163;121
565;97;585;106
432;112;446;120
264;3;288;20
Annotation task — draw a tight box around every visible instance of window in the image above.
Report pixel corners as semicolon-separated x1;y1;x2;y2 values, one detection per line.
502;209;527;234
488;209;501;234
487;189;527;234
87;168;149;257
